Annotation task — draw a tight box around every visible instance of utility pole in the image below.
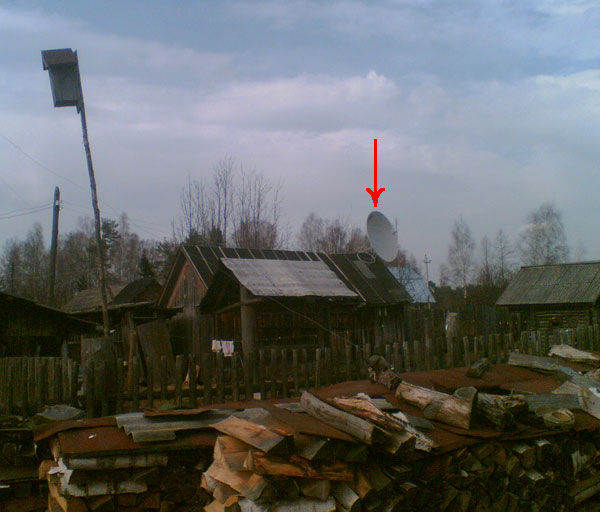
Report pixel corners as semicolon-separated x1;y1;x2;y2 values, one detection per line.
423;254;431;305
42;49;110;335
48;186;60;304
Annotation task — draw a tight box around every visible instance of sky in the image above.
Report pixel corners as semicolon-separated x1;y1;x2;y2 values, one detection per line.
1;0;600;281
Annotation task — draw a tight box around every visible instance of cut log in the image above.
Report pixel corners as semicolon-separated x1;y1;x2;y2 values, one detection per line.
549;345;600;363
331;482;361;512
294;434;333;461
508;352;558;371
466;358;490;378
243;451;353;481
524;393;581;414
214;481;240;504
331;393;435;452
395;382;476;430
300;391;375;444
204;459;276;502
476;393;527;429
300;479;331;501
214;435;254;472
211;416;292;455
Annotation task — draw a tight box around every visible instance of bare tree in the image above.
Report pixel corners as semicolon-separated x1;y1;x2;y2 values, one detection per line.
296;213;369;253
518;202;569;265
477;235;494;287
494;228;514;286
446;217;475;298
233;168;285;249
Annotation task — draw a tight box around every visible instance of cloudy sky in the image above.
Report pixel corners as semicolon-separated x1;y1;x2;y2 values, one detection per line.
1;0;600;280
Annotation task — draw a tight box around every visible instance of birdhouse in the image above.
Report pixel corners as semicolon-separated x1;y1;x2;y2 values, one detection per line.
41;48;83;111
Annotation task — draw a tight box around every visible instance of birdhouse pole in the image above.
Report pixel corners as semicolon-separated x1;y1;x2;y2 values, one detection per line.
42;48;110;336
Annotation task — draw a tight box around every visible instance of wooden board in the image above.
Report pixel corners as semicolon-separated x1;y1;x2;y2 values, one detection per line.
136;320;175;381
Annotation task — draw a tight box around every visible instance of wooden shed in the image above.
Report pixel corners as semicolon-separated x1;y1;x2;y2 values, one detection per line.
157;245;411;355
0;292;95;356
496;261;600;331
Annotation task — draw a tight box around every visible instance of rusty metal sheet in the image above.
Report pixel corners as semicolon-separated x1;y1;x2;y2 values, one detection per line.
33;416;116;442
0;466;38;483
499;377;562;394
56;426;216;457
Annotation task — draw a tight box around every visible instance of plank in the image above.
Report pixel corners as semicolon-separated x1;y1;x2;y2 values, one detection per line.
211;415;292;454
244;451;353;481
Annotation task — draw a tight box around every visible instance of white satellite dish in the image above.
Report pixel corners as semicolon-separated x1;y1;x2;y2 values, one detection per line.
366;211;398;263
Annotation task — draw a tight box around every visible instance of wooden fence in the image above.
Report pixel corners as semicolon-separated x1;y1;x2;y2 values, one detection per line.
2;325;600;417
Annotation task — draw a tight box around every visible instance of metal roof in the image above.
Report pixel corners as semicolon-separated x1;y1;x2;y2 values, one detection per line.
389;267;436;304
220;258;358;298
496;261;600;306
171;245;409;306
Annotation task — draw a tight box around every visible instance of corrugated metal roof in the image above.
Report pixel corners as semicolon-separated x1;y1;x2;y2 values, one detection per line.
389;267;436;304
220;258;358;298
181;246;409;305
497;261;600;306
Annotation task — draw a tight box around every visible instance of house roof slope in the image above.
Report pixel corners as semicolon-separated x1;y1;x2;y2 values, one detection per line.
220;258;358;298
389;267;436;304
175;245;409;306
496;261;600;306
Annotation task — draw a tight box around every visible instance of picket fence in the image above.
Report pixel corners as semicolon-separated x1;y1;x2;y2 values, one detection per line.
1;325;599;418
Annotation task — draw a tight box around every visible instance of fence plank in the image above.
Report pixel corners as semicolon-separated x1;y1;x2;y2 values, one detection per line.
146;358;154;409
189;355;197;408
270;349;277;399
85;363;95;418
231;354;239;403
244;353;253;401
216;352;225;404
202;353;212;406
280;349;288;398
315;348;322;389
160;355;168;403
302;348;309;390
175;355;184;408
131;357;139;411
292;349;299;395
116;358;124;414
259;349;266;399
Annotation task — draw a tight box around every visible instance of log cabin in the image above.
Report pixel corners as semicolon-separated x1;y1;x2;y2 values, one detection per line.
496;261;600;332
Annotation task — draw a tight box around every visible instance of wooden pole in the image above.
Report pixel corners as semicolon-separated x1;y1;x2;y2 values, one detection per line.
240;286;256;357
79;102;110;336
48;186;60;304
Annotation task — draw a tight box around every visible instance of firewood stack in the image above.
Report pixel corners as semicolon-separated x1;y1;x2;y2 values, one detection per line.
42;451;211;511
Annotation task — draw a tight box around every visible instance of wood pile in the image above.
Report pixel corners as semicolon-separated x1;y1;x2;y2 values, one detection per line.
0;417;46;512
198;387;600;512
41;449;212;511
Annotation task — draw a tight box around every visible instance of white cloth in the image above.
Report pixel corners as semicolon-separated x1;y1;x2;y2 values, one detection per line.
221;340;234;357
211;339;222;352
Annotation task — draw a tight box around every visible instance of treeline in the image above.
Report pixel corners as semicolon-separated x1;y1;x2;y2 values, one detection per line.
0;157;580;311
436;202;575;309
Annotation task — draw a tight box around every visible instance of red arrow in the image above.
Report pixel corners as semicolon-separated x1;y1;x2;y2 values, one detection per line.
366;138;385;207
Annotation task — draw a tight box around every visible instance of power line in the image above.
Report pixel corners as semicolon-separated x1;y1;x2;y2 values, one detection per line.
0;205;53;220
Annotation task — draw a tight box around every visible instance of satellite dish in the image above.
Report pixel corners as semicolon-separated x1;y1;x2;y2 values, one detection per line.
366;211;398;263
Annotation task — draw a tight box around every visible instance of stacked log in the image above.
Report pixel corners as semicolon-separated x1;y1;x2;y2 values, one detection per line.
41;451;211;511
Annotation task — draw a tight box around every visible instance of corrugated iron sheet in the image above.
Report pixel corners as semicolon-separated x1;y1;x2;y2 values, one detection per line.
497;261;600;305
183;245;409;305
220;258;358;298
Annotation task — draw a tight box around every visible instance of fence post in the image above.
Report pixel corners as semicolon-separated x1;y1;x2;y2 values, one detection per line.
259;349;266;399
293;349;299;396
301;349;309;390
146;358;154;409
216;352;225;403
131;357;139;411
315;348;322;389
270;349;277;399
202;353;212;406
281;349;289;398
85;363;95;418
116;358;124;414
175;355;184;408
160;355;168;403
